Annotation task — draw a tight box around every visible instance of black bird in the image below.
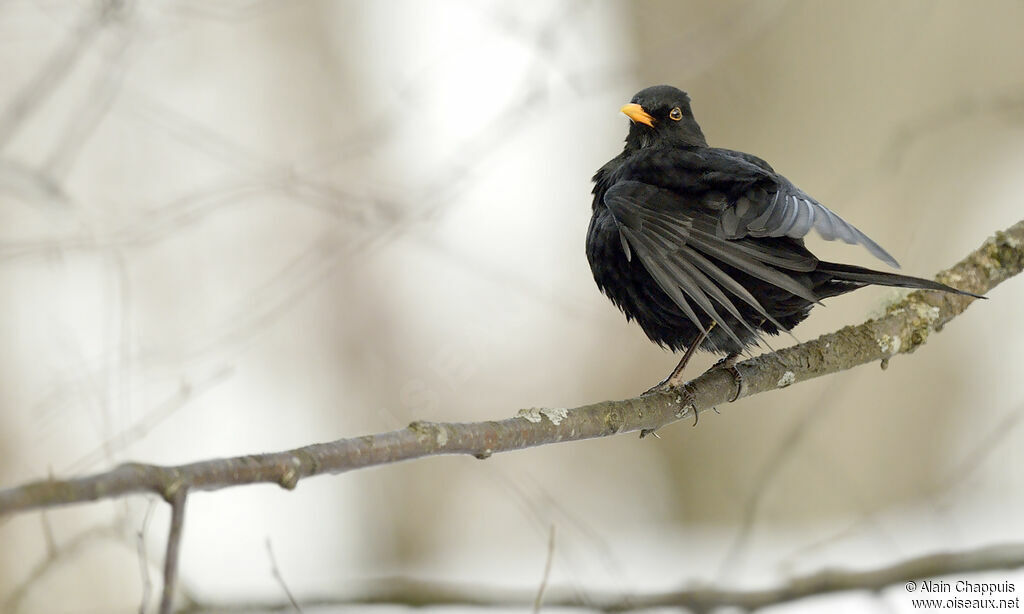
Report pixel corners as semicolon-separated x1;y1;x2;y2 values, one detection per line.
587;85;980;393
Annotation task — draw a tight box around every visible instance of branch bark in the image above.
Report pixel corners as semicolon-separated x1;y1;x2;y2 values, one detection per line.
1;219;1022;517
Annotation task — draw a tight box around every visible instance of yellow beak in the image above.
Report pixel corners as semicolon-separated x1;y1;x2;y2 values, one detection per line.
620;103;654;127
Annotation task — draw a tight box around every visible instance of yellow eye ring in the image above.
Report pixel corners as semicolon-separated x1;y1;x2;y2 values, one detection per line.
669;107;683;121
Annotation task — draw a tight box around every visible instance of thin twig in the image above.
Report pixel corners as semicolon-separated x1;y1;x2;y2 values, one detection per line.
716;383;841;580
2;521;123;614
266;538;302;613
533;525;556;613
159;488;188;614
39;510;57;559
138;500;157;614
0;4;109;149
0;220;1021;520
175;542;1024;613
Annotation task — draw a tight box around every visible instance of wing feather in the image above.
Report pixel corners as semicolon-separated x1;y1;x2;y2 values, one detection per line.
604;181;821;344
619;226;709;336
746;185;899;267
702;150;901;268
680;245;789;333
620;147;899;267
686;230;821;304
669;252;764;341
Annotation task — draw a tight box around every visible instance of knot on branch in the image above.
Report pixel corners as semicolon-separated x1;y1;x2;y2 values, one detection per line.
277;455;305;490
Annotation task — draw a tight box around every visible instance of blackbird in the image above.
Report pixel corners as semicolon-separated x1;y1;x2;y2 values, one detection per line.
587;85;981;394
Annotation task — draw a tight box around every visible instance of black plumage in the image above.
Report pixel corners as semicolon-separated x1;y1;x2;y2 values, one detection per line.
587;85;980;390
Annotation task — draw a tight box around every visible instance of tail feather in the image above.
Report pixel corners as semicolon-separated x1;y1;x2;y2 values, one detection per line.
817;262;985;299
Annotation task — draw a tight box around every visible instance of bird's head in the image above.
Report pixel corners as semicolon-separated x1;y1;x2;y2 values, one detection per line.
620;85;707;149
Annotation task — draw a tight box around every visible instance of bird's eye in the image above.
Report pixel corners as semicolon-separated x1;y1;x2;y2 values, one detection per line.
669;107;683;121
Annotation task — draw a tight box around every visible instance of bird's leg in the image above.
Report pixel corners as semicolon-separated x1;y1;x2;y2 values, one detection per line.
643;322;715;395
639;323;715;435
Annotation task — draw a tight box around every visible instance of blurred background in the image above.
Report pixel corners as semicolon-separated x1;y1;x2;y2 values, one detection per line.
1;1;1023;612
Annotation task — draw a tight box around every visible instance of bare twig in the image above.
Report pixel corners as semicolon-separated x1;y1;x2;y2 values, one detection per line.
138;500;157;614
716;382;845;579
266;538;302;613
620;542;1024;613
533;525;556;613
778;399;1024;569
0;220;1021;520
39;510;57;559
174;542;1024;613
66;366;235;474
159;488;188;614
0;4;108;149
2;521;123;613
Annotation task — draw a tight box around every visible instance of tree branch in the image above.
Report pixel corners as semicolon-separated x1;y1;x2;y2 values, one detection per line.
177;542;1024;612
159;487;188;614
0;219;1022;518
623;542;1024;612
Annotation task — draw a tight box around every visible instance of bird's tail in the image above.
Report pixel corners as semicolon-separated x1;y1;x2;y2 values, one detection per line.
816;261;985;299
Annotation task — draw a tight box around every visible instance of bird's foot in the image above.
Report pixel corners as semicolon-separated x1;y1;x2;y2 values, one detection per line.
640;377;677;435
705;352;746;402
642;370;687;396
640;381;699;431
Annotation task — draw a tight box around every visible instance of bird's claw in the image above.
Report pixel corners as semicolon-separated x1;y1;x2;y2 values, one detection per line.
708;353;746;402
639;381;699;432
680;383;699;426
726;365;746;402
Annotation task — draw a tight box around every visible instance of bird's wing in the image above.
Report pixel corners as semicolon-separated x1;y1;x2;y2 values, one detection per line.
604;180;819;346
709;150;900;268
